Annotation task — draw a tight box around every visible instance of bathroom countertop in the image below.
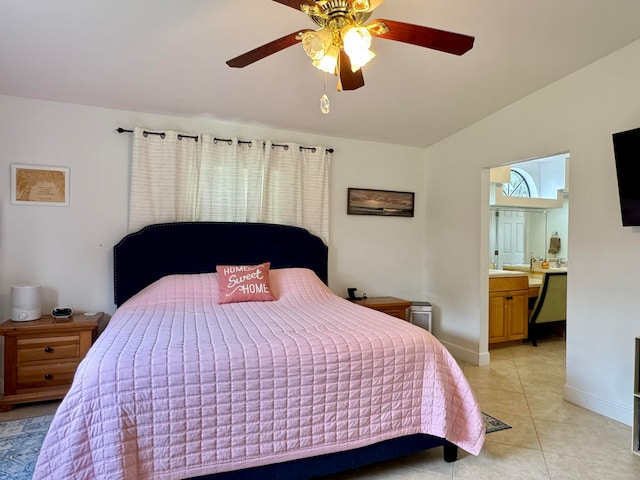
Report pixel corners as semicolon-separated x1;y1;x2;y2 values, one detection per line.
489;269;541;289
502;264;567;274
489;269;529;278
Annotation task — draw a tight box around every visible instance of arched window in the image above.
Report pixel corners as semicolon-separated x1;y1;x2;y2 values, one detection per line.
503;169;532;197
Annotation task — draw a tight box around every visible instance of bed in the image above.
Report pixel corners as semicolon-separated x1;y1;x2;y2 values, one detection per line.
33;222;485;480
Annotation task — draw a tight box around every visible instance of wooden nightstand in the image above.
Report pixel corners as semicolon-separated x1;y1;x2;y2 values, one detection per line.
352;296;412;320
0;312;105;411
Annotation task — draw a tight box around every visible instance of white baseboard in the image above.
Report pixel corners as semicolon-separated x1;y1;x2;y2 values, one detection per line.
564;384;632;426
439;339;491;366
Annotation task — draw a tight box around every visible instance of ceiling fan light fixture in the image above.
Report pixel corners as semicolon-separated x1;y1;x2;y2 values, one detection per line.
348;48;375;72
342;25;375;71
312;44;340;74
301;29;333;61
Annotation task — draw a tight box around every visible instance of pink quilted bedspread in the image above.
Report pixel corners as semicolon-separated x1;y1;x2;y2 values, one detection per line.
33;268;484;479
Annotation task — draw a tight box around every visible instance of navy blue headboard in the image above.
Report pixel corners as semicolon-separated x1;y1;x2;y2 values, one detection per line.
113;222;328;306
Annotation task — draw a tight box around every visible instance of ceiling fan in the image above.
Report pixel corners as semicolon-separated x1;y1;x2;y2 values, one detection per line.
226;0;475;92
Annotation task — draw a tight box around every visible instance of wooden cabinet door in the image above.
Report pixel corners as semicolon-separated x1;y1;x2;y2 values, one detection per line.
508;290;529;340
489;289;529;344
489;292;508;343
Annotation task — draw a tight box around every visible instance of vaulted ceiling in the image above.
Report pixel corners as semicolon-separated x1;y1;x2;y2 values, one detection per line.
2;0;640;147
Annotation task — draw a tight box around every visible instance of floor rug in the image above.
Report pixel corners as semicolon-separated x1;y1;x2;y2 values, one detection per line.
482;412;512;434
0;415;53;480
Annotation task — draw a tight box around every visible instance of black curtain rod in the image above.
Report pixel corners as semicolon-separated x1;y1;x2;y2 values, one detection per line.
116;127;334;153
116;127;198;142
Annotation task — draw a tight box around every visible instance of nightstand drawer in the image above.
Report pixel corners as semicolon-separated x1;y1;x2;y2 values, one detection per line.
375;305;409;319
16;362;79;390
17;335;80;363
353;296;412;321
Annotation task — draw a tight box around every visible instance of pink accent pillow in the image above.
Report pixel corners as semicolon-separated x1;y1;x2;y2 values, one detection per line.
216;262;276;304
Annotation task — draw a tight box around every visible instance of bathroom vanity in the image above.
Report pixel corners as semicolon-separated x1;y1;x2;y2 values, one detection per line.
488;270;529;345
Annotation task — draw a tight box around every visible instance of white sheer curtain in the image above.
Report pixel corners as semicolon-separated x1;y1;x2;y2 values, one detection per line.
261;141;330;239
129;128;331;241
196;135;265;223
129;127;200;228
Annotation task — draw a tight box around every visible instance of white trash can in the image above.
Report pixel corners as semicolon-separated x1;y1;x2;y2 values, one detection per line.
409;302;432;332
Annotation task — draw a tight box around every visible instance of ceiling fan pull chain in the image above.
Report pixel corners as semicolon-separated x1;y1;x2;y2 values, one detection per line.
320;93;330;114
320;73;331;114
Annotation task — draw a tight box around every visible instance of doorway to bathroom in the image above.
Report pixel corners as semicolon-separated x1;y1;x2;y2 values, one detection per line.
488;152;569;350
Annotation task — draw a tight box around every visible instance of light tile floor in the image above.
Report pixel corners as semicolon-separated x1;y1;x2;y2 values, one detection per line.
2;337;639;479
324;337;640;479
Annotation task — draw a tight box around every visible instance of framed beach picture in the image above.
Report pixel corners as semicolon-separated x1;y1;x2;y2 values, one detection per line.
11;164;70;206
347;188;415;217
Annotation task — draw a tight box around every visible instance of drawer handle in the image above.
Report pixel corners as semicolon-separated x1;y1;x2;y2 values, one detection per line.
44;374;53;380
44;346;53;353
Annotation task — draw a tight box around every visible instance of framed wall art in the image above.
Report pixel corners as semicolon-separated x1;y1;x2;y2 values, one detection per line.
11;164;70;206
347;188;415;217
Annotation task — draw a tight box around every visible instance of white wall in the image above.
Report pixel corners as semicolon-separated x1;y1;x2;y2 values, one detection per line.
424;39;640;424
0;95;427;320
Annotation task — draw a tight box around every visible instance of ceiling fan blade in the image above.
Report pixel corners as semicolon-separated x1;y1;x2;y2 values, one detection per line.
338;50;365;91
371;19;474;56
226;30;311;68
272;0;316;10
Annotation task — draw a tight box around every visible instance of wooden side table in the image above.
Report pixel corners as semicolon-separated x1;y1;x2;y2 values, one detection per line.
0;312;105;411
352;296;412;321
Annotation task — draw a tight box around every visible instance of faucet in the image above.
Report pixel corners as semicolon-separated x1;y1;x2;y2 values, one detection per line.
555;258;564;268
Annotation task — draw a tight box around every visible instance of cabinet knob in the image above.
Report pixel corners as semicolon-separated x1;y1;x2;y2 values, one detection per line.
44;346;53;353
44;374;53;380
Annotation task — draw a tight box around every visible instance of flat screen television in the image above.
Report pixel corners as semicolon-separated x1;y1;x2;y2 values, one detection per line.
612;127;640;226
